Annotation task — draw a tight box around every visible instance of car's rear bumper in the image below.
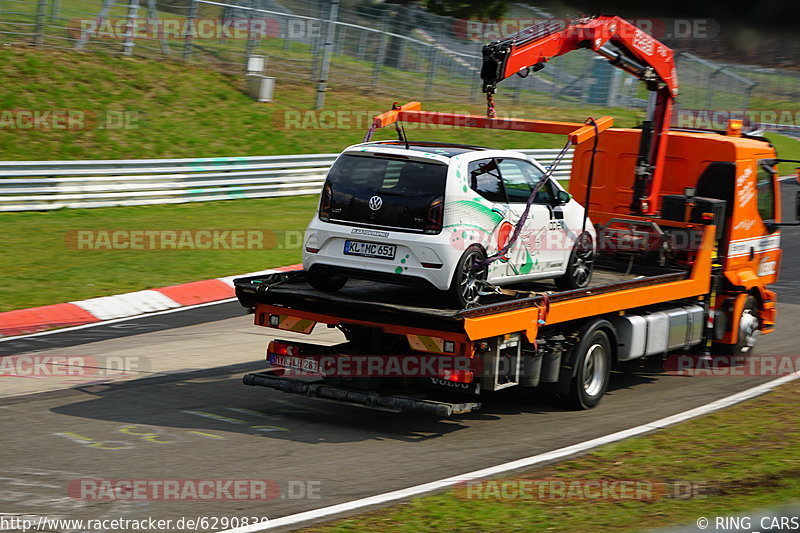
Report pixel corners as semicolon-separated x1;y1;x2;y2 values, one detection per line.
303;217;456;290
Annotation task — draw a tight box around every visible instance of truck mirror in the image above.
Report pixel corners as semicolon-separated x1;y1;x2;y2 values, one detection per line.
556;190;571;205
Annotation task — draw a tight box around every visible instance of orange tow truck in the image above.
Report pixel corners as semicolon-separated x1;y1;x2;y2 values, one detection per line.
234;17;798;415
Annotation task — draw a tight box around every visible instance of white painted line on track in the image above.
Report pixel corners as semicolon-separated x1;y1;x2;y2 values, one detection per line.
221;372;800;532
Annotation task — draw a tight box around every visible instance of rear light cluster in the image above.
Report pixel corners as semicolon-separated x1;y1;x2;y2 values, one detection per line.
319;182;332;222
441;369;474;383
424;196;444;235
267;340;301;357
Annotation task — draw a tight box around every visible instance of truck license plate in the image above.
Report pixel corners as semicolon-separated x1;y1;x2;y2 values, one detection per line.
270;355;320;373
343;240;396;260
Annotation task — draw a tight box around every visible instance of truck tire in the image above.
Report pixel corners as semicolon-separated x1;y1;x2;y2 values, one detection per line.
447;245;488;308
560;328;612;409
306;270;347;292
555;234;594;291
713;295;759;356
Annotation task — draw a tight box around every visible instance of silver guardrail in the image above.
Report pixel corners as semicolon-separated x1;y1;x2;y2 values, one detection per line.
0;149;573;212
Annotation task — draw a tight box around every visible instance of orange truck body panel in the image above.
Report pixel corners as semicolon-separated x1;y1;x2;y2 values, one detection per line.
569;127;780;334
463;224;715;342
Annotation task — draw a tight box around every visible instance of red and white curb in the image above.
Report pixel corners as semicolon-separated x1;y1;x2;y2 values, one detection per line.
0;264;301;338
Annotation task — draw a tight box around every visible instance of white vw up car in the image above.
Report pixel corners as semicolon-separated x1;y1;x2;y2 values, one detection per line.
302;141;595;307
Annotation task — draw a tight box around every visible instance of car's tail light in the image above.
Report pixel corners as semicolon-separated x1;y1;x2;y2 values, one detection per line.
424;196;444;234
319;182;332;222
305;247;320;253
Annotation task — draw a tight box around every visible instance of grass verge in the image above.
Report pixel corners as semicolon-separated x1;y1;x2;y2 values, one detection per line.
303;379;800;533
768;133;800;176
0;46;645;161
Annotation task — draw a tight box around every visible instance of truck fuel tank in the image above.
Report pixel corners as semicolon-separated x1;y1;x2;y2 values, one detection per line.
612;304;705;361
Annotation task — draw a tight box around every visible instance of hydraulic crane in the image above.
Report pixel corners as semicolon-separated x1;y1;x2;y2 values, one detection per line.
480;15;679;215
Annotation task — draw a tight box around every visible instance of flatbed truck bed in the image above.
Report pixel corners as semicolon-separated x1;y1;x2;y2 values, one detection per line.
235;261;687;329
234;218;732;415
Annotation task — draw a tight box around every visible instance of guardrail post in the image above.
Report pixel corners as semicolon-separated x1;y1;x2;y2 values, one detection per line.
34;0;47;45
314;0;338;110
122;0;140;56
183;0;198;59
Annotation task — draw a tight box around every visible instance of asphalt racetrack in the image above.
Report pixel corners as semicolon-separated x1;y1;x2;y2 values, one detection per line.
1;182;799;531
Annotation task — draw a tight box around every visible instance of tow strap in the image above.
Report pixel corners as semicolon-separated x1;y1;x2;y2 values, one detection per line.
477;117;600;269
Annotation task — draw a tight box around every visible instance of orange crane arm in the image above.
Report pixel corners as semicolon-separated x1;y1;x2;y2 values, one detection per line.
480;16;679;215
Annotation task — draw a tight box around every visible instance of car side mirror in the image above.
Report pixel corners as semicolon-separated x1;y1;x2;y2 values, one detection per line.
555;190;571;205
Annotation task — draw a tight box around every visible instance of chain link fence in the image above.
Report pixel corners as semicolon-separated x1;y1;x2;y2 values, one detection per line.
1;0;797;119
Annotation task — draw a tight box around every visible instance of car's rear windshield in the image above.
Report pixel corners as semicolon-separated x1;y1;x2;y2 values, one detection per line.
327;153;447;193
324;153;448;232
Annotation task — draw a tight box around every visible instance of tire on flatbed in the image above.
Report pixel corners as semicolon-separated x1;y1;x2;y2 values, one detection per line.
447;245;488;308
555;233;594;291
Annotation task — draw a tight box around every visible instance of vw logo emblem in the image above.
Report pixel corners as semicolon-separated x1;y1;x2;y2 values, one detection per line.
368;196;383;211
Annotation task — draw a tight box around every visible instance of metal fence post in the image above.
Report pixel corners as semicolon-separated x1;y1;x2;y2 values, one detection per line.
245;0;258;62
183;0;198;59
48;0;60;23
356;30;366;61
282;14;291;51
424;47;439;98
34;0;46;45
314;0;338;110
371;10;389;90
122;0;140;56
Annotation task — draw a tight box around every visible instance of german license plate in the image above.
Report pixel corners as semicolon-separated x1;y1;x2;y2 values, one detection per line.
270;355;320;373
343;240;396;260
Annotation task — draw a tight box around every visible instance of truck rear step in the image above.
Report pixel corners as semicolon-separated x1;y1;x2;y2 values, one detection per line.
243;370;480;417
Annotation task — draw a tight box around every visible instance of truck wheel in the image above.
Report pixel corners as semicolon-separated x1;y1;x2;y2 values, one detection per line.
555;233;594;291
713;295;759;356
306;270;347;292
447;246;487;308
561;329;611;409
